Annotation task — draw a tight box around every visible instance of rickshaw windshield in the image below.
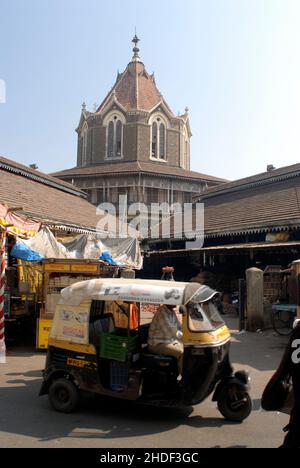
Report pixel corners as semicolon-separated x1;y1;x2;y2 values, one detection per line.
188;302;225;332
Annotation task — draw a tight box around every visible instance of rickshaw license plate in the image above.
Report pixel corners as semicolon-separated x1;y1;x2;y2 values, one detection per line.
67;357;90;368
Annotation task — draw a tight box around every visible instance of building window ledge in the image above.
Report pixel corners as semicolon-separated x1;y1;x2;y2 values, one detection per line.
104;154;124;161
149;156;168;163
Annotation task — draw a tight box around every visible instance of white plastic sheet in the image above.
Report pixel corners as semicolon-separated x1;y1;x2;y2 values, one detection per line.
20;227;143;269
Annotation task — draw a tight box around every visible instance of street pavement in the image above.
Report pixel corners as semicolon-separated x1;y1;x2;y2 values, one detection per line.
0;317;290;448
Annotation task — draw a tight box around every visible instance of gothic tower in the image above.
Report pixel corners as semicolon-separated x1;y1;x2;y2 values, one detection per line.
76;35;191;171
53;36;225;211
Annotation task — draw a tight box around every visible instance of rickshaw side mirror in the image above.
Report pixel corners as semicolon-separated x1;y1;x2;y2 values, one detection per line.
179;305;187;315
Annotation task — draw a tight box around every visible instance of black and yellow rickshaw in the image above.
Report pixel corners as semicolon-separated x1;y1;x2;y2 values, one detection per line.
39;278;252;422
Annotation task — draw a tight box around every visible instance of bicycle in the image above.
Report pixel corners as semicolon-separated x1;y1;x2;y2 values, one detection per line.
271;304;297;336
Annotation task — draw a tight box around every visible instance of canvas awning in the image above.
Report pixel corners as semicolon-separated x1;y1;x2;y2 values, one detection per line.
13;227;143;270
0;203;41;236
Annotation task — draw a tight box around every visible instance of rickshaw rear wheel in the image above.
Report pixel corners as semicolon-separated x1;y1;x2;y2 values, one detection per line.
48;378;79;413
217;388;252;422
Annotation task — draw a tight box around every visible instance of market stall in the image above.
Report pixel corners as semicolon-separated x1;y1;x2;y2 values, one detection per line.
0;157;143;361
0;209;142;354
37;259;118;349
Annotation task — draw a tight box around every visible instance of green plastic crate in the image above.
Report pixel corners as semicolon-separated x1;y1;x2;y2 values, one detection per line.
99;330;139;362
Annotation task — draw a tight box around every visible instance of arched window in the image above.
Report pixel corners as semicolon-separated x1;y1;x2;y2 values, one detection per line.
81;123;88;166
104;113;125;159
107;121;114;158
116;120;122;157
150;115;167;160
159;123;166;159
152;122;157;158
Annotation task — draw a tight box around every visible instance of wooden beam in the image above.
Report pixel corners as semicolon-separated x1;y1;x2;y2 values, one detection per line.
6;207;23;213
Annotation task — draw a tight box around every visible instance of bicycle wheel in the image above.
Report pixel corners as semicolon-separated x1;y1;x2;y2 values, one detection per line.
272;310;293;336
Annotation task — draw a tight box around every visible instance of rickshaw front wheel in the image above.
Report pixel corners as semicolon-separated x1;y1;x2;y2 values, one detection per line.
217;387;252;423
48;378;79;413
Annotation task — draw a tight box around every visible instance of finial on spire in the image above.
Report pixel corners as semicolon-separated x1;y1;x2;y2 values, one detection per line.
185;106;189;114
132;31;141;62
82;102;86;112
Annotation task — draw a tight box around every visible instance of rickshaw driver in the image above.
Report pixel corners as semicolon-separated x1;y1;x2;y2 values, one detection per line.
147;303;184;377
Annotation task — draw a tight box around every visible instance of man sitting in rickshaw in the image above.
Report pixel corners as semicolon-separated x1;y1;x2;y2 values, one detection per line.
147;303;184;377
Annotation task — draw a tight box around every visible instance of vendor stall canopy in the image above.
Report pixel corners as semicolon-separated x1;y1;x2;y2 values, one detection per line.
0;203;40;237
11;227;142;270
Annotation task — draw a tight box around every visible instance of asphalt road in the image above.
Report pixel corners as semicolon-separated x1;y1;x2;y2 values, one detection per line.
0;318;290;448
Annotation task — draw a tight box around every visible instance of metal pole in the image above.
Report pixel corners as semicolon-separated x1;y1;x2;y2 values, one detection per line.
0;230;6;363
238;278;246;331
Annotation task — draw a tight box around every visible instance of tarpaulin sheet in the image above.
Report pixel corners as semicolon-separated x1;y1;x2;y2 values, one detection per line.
17;227;143;270
99;251;125;267
11;242;45;262
102;237;143;270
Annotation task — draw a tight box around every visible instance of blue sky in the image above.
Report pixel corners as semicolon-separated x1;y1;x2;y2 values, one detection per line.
1;0;300;181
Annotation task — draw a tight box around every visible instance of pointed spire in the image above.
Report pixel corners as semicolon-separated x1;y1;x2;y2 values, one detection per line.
82;102;86;112
116;70;122;82
132;32;141;62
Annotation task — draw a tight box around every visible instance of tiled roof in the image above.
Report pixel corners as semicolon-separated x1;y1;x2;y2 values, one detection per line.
0;156;84;197
0;156;101;231
154;176;300;240
52;161;227;183
197;162;300;200
97;61;172;114
202;178;300;237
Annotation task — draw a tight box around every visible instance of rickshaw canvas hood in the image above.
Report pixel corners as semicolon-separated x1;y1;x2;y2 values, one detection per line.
183;284;219;305
58;278;218;308
59;278;190;307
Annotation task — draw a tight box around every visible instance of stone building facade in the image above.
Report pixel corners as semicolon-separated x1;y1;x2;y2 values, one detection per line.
53;36;225;217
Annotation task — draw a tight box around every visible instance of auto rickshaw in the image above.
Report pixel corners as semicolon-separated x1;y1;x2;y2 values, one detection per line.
39;278;252;422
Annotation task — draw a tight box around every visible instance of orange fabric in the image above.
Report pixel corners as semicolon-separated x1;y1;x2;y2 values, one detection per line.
112;302;139;330
130;303;139;330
